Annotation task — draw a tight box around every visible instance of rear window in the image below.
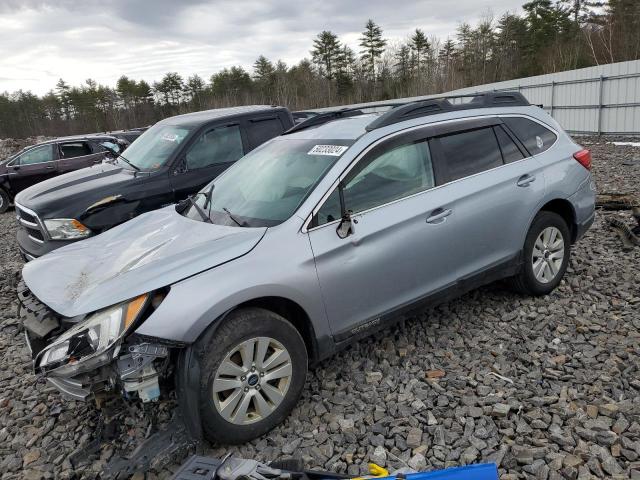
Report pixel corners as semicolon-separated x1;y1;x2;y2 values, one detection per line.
502;117;557;155
437;127;503;181
59;142;92;158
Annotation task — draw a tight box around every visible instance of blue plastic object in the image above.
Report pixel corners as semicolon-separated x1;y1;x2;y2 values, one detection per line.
384;464;498;480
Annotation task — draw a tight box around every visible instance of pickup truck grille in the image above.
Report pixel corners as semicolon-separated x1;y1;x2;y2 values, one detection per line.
15;203;47;244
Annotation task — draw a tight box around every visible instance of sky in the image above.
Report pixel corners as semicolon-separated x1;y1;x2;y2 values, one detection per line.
0;0;524;96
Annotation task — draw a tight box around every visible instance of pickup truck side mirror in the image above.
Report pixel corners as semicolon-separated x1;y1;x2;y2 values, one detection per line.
173;157;187;176
100;142;120;156
336;212;354;239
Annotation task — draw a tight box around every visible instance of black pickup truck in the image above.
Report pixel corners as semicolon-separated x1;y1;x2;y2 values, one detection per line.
14;105;294;260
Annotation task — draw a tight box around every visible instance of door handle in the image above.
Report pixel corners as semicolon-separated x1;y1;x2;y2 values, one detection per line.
45;165;55;170
426;208;452;224
517;174;536;187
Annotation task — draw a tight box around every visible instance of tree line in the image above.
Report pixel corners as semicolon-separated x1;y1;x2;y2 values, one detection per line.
0;0;637;139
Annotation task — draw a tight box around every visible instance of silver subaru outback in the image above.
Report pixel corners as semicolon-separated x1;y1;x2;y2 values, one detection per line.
18;92;595;444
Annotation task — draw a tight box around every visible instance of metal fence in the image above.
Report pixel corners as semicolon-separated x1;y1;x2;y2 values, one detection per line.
435;59;640;135
316;60;640;135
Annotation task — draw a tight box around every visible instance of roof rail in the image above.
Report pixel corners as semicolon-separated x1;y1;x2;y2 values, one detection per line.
365;91;529;131
284;103;406;135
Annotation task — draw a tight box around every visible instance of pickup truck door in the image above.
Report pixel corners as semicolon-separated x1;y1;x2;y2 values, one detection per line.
57;141;106;173
170;123;247;201
7;144;59;193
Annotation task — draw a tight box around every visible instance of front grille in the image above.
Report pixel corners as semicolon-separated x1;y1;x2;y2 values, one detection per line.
15;203;47;244
17;208;37;224
26;227;44;241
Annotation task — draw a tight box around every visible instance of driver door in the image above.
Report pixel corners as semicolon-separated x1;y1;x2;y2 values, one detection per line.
307;134;454;339
7;144;59;193
171;124;246;201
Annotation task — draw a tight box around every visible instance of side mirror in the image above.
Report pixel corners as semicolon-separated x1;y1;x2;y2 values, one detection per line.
173;157;187;176
336;212;354;239
100;142;120;156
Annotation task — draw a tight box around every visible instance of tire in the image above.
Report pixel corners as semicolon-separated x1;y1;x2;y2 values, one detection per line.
0;188;9;214
197;307;308;444
511;211;570;296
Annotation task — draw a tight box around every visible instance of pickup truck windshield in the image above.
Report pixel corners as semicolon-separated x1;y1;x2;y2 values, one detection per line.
117;124;191;171
186;138;353;227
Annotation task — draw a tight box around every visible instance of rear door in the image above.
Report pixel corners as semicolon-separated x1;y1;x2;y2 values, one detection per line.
57;140;106;173
7;144;59;193
307;132;455;338
244;115;287;150
170;123;247;201
427;120;545;281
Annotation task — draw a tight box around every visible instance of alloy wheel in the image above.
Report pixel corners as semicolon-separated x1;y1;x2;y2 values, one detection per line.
531;226;565;284
212;336;293;425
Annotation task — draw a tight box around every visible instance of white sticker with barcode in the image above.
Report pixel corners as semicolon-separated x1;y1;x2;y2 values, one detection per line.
308;144;348;156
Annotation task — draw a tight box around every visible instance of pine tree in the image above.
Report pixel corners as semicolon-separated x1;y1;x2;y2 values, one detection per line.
55;79;72;120
394;44;412;82
253;55;275;82
359;19;387;79
410;29;430;74
311;31;342;79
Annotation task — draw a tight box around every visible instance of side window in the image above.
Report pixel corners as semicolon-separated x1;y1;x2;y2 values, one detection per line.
15;144;55;165
316;189;341;225
185;125;244;170
494;126;525;163
316;140;434;225
437;127;503;181
59;142;92;158
246;117;284;148
502;117;557;155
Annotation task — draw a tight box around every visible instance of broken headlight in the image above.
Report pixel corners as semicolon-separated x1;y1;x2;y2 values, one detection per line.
38;294;148;371
43;218;91;240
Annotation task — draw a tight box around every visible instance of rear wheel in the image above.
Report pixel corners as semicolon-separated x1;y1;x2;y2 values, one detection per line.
197;307;308;444
511;211;570;296
0;188;9;213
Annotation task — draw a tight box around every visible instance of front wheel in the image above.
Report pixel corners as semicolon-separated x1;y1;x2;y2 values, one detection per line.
511;211;570;296
197;307;308;444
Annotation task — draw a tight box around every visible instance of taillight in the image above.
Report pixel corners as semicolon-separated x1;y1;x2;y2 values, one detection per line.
573;149;591;170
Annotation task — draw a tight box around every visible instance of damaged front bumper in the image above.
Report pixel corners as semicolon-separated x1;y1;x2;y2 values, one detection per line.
17;280;173;403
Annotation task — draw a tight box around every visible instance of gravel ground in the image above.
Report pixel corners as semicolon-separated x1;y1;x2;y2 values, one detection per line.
0;138;639;480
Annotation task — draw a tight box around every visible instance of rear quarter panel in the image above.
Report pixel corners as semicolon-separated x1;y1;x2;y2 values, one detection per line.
519;122;593;244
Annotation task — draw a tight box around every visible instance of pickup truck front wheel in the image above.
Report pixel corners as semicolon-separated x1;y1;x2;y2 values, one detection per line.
198;307;308;444
0;188;9;214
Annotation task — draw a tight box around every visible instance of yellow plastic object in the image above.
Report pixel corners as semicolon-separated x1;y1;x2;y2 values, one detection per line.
351;463;390;480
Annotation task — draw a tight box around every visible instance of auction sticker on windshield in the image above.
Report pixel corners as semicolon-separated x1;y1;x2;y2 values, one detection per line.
308;145;349;156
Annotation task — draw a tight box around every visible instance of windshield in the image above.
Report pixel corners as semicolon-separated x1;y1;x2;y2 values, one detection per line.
117;123;191;171
185;138;353;227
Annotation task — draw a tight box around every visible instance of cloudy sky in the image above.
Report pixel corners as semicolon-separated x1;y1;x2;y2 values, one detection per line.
0;0;524;96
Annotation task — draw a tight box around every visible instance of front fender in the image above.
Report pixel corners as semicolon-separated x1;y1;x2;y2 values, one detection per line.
134;225;331;347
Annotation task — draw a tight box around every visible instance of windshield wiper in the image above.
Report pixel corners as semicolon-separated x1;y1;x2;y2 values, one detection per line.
222;207;246;227
189;195;212;223
117;155;140;172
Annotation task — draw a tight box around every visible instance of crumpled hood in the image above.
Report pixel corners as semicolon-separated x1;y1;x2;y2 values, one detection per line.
22;206;266;317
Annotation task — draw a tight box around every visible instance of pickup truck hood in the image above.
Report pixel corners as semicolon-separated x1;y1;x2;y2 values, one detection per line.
22;207;266;317
14;162;137;217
